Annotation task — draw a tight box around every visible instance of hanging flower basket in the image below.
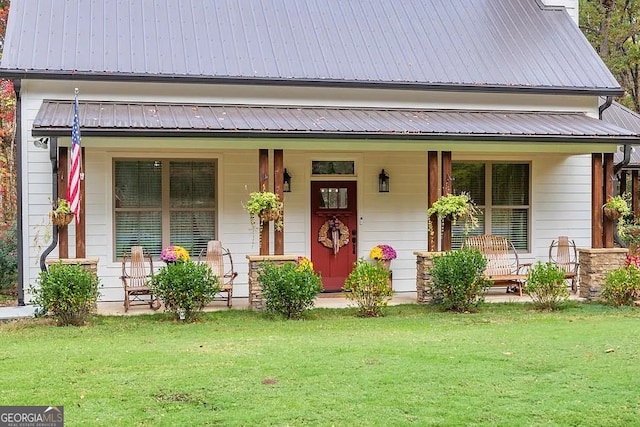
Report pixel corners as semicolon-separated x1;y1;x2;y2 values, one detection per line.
49;212;74;226
603;206;622;220
260;208;282;223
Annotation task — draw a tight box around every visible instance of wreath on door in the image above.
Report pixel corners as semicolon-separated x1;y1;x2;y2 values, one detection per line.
318;217;350;255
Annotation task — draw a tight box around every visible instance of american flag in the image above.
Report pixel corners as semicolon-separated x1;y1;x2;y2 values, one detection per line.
67;89;81;223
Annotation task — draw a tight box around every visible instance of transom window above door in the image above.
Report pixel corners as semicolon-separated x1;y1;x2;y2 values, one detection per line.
113;159;217;260
311;161;355;175
452;162;530;251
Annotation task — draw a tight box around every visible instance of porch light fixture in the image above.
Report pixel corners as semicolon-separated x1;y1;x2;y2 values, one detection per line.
283;168;292;192
33;137;49;149
378;169;390;193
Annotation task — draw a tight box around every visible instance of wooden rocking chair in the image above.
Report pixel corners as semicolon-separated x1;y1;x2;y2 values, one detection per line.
199;240;238;308
548;236;579;293
121;246;161;312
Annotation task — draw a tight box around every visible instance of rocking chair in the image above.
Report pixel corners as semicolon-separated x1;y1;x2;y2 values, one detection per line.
548;236;579;293
199;240;237;308
121;246;161;312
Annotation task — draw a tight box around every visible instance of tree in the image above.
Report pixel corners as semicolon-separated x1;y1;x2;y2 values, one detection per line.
580;0;640;112
0;0;14;227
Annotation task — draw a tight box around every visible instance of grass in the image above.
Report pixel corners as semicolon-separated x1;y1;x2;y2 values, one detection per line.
1;302;639;426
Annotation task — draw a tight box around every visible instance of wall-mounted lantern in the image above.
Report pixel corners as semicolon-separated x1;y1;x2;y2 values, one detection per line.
283;168;292;192
378;169;389;193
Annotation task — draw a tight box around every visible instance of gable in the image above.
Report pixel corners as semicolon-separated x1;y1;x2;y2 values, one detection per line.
0;0;621;94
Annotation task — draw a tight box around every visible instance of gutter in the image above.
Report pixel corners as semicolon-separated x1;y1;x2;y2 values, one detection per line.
0;69;627;97
14;79;23;306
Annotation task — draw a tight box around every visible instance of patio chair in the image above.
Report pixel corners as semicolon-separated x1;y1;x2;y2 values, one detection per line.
199;240;238;308
121;246;161;312
548;236;579;293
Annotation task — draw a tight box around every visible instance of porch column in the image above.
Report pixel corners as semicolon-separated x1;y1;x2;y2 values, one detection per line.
259;149;269;255
604;153;614;248
619;170;627;196
57;144;69;258
274;149;284;255
427;151;438;252
441;151;452;251
633;171;639;219
76;146;86;258
592;154;603;248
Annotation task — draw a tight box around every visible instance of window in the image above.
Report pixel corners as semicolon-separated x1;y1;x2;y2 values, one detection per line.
114;160;216;259
452;162;530;251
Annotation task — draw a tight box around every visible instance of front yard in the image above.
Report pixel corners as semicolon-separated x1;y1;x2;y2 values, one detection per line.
1;303;638;426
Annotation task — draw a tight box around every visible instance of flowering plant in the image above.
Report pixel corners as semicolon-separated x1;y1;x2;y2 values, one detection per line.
369;244;397;261
160;245;190;263
296;256;314;272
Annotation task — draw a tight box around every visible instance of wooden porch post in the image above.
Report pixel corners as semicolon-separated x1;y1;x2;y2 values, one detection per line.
592;154;603;249
274;149;284;255
619;170;627;196
604;153;615;248
441;151;452;251
76;146;86;258
259;149;270;255
633;170;639;219
57;145;69;258
427;151;438;252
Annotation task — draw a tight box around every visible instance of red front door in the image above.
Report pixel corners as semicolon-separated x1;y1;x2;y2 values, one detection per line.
311;181;357;291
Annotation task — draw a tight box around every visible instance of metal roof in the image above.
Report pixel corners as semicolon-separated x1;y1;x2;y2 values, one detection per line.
1;0;621;94
602;100;640;167
32;100;640;142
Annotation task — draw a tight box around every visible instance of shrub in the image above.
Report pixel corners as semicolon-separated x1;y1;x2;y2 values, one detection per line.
428;248;490;312
343;258;393;317
257;259;322;319
524;262;569;310
150;261;220;322
31;263;100;326
0;221;17;293
602;265;640;307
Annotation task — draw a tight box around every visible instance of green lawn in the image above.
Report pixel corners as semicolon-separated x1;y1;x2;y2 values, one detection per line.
1;303;639;426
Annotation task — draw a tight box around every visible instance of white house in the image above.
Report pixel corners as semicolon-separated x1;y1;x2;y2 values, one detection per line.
1;0;637;305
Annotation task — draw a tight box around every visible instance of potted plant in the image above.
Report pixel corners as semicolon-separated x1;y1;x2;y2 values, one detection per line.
603;195;630;220
243;191;284;231
49;198;74;226
369;244;397;270
427;192;479;235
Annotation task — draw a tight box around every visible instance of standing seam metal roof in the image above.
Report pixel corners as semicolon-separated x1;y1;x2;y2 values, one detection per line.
0;0;621;93
31;100;640;142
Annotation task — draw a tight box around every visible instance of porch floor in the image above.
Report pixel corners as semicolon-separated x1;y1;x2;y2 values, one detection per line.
96;287;584;316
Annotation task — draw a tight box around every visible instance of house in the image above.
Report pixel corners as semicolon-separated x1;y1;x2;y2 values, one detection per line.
1;0;638;305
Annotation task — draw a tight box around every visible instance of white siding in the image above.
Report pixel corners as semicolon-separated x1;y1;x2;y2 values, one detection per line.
540;0;578;25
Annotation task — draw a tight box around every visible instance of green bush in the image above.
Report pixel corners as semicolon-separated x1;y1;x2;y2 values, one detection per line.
150;261;220;322
524;262;569;310
0;222;17;293
257;260;322;319
428;248;490;312
602;265;640;307
31;263;101;326
343;258;393;317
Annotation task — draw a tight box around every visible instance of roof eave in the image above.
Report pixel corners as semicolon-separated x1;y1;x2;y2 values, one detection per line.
30;127;640;143
1;69;625;97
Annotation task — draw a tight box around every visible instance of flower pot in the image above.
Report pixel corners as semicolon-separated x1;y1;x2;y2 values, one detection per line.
603;206;622;220
260;208;281;223
50;212;74;226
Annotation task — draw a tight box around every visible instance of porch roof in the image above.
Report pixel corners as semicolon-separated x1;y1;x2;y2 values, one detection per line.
32;100;640;143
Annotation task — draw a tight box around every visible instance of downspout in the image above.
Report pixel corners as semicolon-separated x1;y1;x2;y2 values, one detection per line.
14;80;24;306
599;95;633;247
39;138;58;272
